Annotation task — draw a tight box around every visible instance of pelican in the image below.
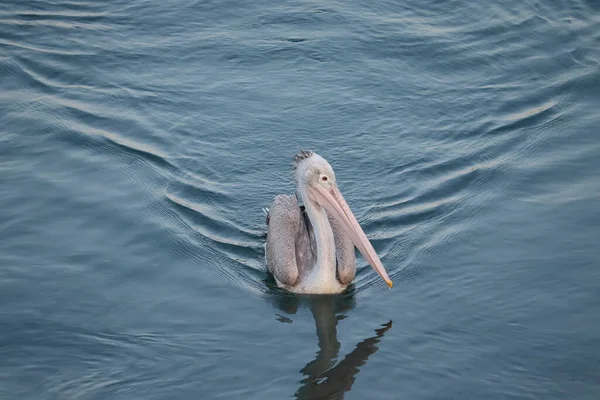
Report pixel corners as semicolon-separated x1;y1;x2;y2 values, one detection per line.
264;150;393;294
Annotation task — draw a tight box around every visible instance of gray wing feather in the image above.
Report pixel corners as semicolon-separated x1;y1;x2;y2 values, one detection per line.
265;195;316;286
296;205;317;279
328;214;356;285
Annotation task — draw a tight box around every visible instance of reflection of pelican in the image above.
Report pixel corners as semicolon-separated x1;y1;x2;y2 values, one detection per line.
268;293;392;400
264;150;393;294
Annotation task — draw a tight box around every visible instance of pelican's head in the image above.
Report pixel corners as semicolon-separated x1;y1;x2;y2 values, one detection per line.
294;150;393;289
294;150;337;195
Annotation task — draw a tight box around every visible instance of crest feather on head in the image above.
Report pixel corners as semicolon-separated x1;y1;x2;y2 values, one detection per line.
293;149;313;166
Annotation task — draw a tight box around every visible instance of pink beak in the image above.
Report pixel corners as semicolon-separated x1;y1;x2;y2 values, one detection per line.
309;184;393;288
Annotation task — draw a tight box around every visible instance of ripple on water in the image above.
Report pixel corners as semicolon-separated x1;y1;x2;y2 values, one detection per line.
160;166;269;293
23;81;269;293
355;65;573;295
3;0;591;304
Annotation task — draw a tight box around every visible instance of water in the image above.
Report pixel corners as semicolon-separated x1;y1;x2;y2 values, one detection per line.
1;0;599;398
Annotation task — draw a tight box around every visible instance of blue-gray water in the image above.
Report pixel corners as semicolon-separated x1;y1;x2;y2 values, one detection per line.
1;0;600;399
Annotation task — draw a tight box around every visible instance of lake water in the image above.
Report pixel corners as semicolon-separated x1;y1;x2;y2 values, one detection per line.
1;0;600;399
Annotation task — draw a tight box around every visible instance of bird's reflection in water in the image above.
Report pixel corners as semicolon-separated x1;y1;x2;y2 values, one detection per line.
267;280;392;400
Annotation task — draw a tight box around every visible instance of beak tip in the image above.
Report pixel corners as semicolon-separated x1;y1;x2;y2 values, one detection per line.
386;279;393;289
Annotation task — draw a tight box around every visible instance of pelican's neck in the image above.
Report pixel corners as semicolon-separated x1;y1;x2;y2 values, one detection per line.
303;196;337;285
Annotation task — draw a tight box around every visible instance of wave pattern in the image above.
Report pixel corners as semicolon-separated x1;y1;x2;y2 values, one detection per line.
1;0;598;295
2;0;600;398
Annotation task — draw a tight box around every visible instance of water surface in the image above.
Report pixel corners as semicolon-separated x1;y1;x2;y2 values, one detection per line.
1;0;600;399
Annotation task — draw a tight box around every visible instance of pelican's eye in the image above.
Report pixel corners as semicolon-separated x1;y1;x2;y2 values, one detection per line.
320;175;329;183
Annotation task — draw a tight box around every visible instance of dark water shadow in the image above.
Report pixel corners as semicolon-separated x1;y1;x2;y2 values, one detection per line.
266;278;393;400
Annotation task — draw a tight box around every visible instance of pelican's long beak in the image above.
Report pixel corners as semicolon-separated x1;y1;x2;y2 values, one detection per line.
309;184;393;288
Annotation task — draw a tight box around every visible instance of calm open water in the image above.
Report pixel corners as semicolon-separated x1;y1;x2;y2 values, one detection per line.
1;0;600;399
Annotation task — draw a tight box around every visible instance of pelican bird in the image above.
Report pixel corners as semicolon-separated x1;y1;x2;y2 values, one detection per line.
265;150;393;294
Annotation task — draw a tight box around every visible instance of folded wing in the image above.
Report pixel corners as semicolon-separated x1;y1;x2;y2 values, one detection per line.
266;195;316;286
